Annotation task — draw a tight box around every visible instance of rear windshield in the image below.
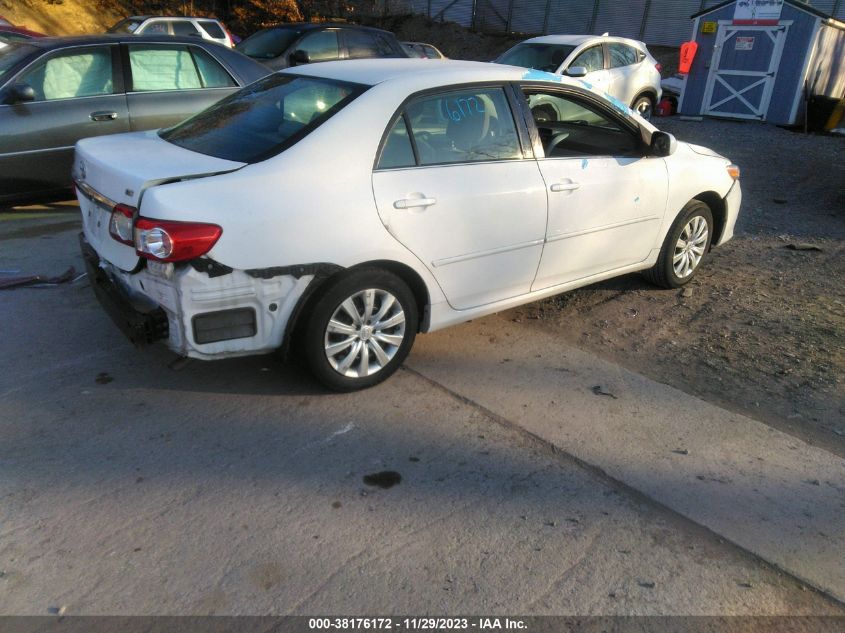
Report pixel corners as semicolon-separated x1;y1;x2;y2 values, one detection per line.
235;27;301;59
108;18;144;34
497;43;576;72
160;74;366;163
0;42;37;82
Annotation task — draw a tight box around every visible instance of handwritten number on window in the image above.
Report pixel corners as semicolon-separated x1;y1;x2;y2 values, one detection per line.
441;96;485;123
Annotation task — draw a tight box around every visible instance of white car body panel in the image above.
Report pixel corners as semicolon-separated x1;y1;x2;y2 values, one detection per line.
499;34;663;109
74;59;740;363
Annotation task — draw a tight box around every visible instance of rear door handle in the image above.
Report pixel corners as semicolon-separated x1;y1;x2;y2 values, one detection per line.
393;197;437;209
90;111;118;122
550;181;581;192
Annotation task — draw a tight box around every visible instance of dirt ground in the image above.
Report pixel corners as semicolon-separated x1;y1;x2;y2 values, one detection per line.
509;119;845;456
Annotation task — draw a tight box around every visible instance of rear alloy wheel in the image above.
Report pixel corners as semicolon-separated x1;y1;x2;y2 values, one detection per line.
304;269;418;391
632;94;654;120
644;200;713;289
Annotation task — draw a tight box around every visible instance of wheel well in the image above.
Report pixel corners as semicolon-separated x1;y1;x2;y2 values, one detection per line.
282;260;431;359
693;191;727;246
632;89;657;106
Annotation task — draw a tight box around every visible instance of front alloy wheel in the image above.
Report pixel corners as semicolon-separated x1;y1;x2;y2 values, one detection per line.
673;215;709;279
304;269;418;391
644;200;713;289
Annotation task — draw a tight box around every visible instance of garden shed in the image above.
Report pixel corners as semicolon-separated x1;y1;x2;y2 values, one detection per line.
678;0;845;125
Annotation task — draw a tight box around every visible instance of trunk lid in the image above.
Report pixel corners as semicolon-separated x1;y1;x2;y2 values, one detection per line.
74;130;245;272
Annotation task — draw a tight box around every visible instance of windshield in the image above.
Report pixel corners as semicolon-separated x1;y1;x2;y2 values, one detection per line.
0;42;37;83
160;74;366;163
497;43;576;72
235;27;302;59
108;18;143;34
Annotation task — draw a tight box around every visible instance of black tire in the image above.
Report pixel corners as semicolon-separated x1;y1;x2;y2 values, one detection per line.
644;200;713;289
303;268;418;392
631;94;655;120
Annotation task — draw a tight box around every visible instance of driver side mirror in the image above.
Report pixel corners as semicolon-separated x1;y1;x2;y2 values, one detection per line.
290;49;310;66
565;66;588;77
3;82;36;105
650;131;677;157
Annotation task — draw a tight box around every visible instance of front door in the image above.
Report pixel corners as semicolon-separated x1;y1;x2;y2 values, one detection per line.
520;86;667;289
372;86;548;310
0;44;129;199
702;23;788;120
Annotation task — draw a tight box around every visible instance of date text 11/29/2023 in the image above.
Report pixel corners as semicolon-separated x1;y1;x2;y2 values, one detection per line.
308;618;527;630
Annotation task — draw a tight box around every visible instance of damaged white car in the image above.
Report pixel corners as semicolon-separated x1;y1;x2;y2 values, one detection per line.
75;59;741;391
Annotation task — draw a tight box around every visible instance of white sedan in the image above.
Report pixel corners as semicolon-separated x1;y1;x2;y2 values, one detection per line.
74;59;741;391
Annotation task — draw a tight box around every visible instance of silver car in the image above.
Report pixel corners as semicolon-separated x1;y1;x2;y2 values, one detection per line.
0;35;268;204
108;16;235;48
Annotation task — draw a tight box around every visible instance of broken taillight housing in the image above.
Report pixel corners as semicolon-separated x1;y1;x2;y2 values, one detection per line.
134;218;222;263
108;204;136;246
727;164;741;180
655;62;663;73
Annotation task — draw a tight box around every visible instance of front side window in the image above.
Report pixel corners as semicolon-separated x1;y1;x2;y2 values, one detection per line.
524;89;640;157
160;74;365;163
569;45;603;73
297;30;339;62
496;44;575;73
404;87;521;165
128;45;206;91
0;42;38;83
608;43;638;68
16;46;113;101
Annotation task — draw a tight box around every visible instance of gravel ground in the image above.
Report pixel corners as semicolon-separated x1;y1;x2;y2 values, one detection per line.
511;119;845;455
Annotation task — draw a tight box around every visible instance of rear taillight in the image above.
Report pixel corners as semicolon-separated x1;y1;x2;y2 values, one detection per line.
134;218;222;262
109;204;136;246
655;62;663;73
223;24;236;47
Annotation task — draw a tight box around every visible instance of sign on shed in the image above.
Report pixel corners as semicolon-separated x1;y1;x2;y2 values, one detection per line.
733;0;784;25
735;36;755;50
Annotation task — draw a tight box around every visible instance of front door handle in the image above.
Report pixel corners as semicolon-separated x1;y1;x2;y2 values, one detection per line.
393;197;437;210
90;111;118;122
550;181;581;192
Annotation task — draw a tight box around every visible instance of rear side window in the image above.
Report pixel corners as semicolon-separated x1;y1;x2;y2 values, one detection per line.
16;46;113;101
198;20;226;39
129;45;202;91
403;87;521;166
191;47;236;87
608;43;638;68
345;30;380;59
570;45;603;72
160;74;366;163
377;116;415;169
297;30;339;62
171;21;201;36
108;18;143;34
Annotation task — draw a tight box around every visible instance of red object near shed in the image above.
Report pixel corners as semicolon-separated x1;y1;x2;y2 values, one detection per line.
679;41;698;74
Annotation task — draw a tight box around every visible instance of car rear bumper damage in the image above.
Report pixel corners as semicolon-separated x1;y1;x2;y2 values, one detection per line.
79;232;315;360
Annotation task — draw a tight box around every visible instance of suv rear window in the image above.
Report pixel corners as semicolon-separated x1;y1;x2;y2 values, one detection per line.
160;74;366;163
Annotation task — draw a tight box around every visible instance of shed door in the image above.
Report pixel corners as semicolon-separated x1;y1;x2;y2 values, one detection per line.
702;24;788;120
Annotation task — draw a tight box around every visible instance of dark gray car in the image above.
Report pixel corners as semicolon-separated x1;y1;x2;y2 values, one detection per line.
235;23;407;72
0;35;268;204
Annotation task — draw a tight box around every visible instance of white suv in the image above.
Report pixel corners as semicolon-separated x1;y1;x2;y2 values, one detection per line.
496;34;662;118
108;16;234;48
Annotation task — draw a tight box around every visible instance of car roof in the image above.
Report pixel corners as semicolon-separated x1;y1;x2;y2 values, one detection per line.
286;58;585;90
20;34;230;50
124;15;222;21
521;34;646;48
256;22;394;35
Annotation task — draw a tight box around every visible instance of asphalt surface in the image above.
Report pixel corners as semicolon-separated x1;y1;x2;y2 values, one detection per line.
1;207;843;616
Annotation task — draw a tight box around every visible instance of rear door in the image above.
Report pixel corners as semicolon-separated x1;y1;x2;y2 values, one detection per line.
0;44;129;198
372;85;548;310
123;42;239;131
